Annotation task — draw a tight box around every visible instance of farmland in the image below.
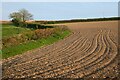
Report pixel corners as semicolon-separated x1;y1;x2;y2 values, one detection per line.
2;20;119;79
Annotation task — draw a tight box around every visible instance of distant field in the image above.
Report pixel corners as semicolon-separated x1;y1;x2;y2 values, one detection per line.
34;17;120;24
0;21;11;24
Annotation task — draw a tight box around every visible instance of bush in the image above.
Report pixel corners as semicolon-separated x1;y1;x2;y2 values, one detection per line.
12;19;20;27
11;19;27;27
2;28;55;48
2;24;69;48
19;22;27;27
26;23;54;29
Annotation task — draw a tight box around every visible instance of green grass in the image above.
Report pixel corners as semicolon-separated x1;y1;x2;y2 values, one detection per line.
2;24;32;38
2;30;71;59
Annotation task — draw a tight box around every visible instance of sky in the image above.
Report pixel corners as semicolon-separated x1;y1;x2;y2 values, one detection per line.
1;2;118;20
1;0;120;2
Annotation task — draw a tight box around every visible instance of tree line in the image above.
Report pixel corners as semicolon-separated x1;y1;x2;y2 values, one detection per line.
35;17;120;24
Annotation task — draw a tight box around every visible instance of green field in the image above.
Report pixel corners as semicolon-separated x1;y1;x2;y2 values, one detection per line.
2;24;71;59
2;24;33;38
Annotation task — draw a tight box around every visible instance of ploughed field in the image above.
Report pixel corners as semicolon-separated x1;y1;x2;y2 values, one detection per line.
2;21;118;79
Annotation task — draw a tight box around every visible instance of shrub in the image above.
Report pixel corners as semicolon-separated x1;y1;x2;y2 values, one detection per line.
2;25;69;48
12;19;20;27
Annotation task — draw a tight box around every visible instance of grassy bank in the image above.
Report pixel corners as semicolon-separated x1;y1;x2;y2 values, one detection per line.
2;24;33;38
2;30;71;59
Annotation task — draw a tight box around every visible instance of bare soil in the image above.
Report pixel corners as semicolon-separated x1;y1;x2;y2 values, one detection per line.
2;21;119;79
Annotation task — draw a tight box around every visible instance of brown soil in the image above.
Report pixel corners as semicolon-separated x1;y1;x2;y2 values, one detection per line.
2;21;119;79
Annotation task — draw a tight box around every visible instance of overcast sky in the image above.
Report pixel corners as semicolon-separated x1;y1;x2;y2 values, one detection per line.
1;2;118;20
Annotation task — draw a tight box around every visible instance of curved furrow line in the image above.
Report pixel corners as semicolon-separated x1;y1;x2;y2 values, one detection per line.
45;32;101;77
39;32;77;51
2;32;78;66
79;33;97;57
3;30;103;79
81;30;118;78
3;32;81;68
85;30;102;53
84;35;96;53
1;32;80;76
40;35;89;66
90;30;112;78
43;37;88;64
1;32;94;78
90;60;118;78
109;30;118;45
25;31;101;78
2;32;85;76
61;31;100;64
42;33;87;60
12;32;92;78
33;32;91;66
8;32;84;69
25;34;83;62
70;30;117;78
66;30;110;78
107;30;117;50
51;32;103;78
35;32;82;53
76;33;95;53
64;37;93;62
38;32;82;56
7;33;88;76
2;32;85;78
57;33;97;63
51;30;104;78
54;31;98;62
99;54;118;78
38;32;79;51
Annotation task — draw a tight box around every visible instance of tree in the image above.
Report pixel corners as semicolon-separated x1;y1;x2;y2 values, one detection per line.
9;9;33;22
9;12;22;21
19;9;33;22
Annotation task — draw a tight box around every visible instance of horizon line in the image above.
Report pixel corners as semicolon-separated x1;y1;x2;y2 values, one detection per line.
1;16;119;21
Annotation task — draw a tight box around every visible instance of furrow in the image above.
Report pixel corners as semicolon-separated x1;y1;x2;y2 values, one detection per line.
52;32;103;78
26;31;100;78
7;32;88;77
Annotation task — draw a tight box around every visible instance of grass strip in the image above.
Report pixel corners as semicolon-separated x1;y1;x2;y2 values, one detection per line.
2;30;71;59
